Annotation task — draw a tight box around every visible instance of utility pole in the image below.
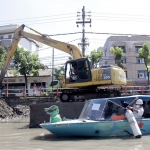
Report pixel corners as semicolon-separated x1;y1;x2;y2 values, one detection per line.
52;47;54;90
76;6;91;56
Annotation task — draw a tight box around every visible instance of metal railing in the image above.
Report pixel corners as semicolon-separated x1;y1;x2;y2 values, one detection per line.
1;86;150;97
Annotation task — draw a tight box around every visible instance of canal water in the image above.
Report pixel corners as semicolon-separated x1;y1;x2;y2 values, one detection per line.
0;118;150;150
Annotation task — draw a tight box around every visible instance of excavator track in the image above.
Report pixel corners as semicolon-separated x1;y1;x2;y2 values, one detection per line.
60;88;121;102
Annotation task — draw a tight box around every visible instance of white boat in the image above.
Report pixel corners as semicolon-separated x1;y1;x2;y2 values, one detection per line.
40;95;150;138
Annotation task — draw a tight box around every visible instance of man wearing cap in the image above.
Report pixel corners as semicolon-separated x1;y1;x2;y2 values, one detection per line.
127;97;144;119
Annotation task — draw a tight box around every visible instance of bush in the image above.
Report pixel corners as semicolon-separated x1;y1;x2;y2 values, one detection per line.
42;92;49;97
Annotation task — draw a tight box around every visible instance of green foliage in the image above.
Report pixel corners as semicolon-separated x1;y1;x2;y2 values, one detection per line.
42;92;49;97
148;66;150;72
0;46;6;69
12;47;45;89
138;43;150;85
12;47;44;75
110;46;124;69
87;49;103;68
9;70;19;77
138;43;150;67
53;66;65;80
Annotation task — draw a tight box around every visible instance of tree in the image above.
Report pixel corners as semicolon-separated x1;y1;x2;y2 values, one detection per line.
87;49;103;68
110;46;124;69
138;43;150;85
0;46;6;69
53;66;65;80
12;47;45;93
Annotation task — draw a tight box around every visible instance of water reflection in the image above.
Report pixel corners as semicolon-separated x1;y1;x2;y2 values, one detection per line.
0;119;149;150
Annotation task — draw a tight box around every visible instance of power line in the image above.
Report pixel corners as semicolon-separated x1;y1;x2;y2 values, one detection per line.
92;12;150;18
0;13;75;23
3;13;150;26
0;16;76;26
44;31;150;37
2;11;150;26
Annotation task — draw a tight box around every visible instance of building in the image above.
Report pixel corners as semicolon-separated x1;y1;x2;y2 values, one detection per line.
0;24;41;54
101;35;150;85
3;69;52;96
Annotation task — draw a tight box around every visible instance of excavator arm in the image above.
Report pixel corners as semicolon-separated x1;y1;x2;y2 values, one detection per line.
21;31;82;59
0;25;25;84
0;24;83;84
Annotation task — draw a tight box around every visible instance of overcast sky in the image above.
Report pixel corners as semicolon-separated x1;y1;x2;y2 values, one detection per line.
1;0;150;67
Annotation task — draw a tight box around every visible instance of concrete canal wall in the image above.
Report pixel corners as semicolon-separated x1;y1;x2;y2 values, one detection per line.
3;97;85;128
29;102;85;128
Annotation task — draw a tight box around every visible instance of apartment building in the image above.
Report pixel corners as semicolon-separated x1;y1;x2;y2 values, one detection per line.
0;24;41;54
100;35;150;85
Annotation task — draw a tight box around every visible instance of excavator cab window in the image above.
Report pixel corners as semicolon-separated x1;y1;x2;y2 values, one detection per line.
65;58;92;83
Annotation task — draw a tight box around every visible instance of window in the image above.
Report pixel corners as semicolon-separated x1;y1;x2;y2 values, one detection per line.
135;46;142;53
8;35;12;39
121;58;126;64
115;58;126;64
4;83;26;94
30;82;46;88
136;57;144;64
50;81;58;86
65;59;91;83
114;46;126;53
0;36;3;39
7;83;25;89
124;71;127;78
137;70;147;78
105;51;107;57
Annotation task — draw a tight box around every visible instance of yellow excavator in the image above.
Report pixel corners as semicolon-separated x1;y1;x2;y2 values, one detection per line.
0;24;126;102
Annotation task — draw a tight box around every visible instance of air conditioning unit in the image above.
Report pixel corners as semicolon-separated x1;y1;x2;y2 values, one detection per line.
139;73;145;78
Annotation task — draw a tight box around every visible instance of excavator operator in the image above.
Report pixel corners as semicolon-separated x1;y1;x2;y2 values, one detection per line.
70;62;77;82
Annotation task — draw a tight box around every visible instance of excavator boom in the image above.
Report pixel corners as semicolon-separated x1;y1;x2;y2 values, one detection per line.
21;31;82;59
0;25;25;83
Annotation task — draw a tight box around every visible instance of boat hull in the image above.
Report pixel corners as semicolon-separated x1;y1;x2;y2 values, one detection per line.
40;119;150;137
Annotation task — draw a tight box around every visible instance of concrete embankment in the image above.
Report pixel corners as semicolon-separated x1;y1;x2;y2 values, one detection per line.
29;102;85;128
2;97;85;127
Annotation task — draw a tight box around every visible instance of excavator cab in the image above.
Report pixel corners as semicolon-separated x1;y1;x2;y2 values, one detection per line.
65;58;92;84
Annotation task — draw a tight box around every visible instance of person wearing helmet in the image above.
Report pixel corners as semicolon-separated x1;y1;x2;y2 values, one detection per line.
127;97;144;119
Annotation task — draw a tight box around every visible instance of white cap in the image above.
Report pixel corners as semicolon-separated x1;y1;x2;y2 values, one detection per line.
136;99;143;105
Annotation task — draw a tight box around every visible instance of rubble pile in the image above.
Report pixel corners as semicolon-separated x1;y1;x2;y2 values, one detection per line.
0;98;14;119
0;98;30;120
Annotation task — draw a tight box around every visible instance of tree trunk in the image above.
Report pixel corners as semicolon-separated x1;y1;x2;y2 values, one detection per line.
92;61;94;69
24;74;28;95
147;69;149;85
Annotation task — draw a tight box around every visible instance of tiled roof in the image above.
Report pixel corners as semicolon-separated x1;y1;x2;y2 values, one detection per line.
5;69;52;77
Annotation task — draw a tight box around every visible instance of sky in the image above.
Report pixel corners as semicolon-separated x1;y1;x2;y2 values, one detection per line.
1;0;150;67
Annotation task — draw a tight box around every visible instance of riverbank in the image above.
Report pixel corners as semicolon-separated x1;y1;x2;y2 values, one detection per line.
0;96;58;122
0;98;30;121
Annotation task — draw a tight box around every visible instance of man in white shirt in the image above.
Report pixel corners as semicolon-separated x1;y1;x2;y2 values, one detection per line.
127;97;144;119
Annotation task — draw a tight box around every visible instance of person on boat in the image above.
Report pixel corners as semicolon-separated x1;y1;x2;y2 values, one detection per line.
104;102;114;119
143;100;150;118
127;97;144;119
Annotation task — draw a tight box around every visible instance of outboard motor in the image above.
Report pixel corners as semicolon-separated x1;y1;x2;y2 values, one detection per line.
125;110;142;138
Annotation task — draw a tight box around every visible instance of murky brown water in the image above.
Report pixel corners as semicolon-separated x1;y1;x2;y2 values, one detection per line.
0;118;150;150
